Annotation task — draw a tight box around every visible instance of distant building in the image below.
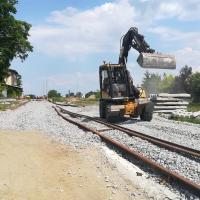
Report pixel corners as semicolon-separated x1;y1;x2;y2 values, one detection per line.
5;69;21;87
1;69;23;98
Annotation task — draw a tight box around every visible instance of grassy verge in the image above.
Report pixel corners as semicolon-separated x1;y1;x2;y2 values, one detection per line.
51;97;66;103
170;115;200;125
50;97;99;106
0;100;28;111
0;101;20;111
68;99;98;106
187;103;200;112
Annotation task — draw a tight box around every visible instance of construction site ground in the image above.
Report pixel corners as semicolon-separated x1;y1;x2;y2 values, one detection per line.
0;130;146;200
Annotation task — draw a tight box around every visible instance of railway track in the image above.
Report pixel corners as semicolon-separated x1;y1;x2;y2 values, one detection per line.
53;105;200;196
57;106;200;158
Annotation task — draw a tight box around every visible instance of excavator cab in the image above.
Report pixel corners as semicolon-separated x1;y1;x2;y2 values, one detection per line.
99;63;154;122
100;64;129;99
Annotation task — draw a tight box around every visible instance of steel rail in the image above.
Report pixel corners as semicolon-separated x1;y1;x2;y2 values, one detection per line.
53;106;200;195
57;106;200;158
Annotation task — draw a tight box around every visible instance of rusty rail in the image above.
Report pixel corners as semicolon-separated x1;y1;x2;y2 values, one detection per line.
53;106;200;195
57;106;200;158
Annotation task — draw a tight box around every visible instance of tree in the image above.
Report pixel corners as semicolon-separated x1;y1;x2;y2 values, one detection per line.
142;71;161;95
189;72;200;102
171;65;192;93
0;0;33;82
95;90;100;99
85;91;96;98
28;94;36;99
159;73;175;93
48;90;61;98
75;92;82;98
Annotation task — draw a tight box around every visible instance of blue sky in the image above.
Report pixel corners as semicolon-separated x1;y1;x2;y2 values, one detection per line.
12;0;200;96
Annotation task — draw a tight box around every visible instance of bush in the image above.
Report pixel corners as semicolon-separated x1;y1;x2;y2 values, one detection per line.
189;72;200;102
48;90;61;98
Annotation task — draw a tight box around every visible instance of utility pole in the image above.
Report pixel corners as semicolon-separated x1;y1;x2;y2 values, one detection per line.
46;79;48;100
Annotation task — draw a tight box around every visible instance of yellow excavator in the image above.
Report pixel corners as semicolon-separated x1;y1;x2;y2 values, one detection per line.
99;27;176;122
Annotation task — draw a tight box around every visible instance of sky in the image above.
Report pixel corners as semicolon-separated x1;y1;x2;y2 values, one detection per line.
12;0;200;96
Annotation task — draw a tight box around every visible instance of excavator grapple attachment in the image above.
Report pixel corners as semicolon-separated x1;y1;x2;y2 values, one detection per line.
137;53;176;69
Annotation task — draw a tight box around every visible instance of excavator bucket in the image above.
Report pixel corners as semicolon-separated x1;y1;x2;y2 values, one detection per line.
137;53;176;69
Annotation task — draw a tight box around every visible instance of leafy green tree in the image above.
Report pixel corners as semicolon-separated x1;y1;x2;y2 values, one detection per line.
0;84;6;97
0;0;33;82
171;65;192;93
16;74;22;87
189;72;200;102
85;91;95;98
95;90;100;99
142;71;161;95
159;73;175;93
48;90;61;98
28;94;36;99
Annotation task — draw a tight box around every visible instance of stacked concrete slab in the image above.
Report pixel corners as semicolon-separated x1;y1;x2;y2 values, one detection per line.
151;93;190;114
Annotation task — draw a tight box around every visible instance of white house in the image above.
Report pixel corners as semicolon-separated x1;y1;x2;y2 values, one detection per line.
1;69;22;98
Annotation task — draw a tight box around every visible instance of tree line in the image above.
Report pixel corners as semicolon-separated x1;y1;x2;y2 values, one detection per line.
142;65;200;102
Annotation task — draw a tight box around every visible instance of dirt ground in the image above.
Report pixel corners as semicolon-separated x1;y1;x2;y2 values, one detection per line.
0;131;146;200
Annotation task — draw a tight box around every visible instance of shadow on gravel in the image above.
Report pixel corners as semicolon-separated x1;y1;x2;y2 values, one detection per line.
116;118;145;125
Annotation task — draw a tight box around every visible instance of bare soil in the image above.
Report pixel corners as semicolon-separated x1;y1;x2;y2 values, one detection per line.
0;131;145;200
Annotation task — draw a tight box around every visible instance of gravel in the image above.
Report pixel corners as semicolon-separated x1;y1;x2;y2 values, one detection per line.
62;104;200;151
59;104;200;199
119;114;200;151
0;101;100;148
1;102;199;199
61;110;200;185
172;109;200;119
103;129;200;185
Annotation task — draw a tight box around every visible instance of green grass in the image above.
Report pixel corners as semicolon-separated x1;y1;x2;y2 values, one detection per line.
51;97;66;103
0;101;21;111
0;104;10;111
170;115;200;125
70;98;98;106
50;97;99;106
187;103;200;112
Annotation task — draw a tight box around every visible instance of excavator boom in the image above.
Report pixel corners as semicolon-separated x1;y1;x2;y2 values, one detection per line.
119;27;176;69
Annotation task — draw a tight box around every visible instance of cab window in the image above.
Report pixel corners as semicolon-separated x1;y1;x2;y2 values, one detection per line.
110;68;127;97
101;70;111;98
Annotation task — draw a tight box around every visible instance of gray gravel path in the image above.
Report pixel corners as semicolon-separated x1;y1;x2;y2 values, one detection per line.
0;101;100;148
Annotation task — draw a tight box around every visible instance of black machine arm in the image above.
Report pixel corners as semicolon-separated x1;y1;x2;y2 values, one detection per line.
118;27;155;65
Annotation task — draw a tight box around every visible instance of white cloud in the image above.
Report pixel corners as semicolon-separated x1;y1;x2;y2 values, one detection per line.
174;48;200;71
137;0;200;21
155;2;183;20
176;0;200;21
30;0;200;71
148;26;200;48
30;0;138;58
